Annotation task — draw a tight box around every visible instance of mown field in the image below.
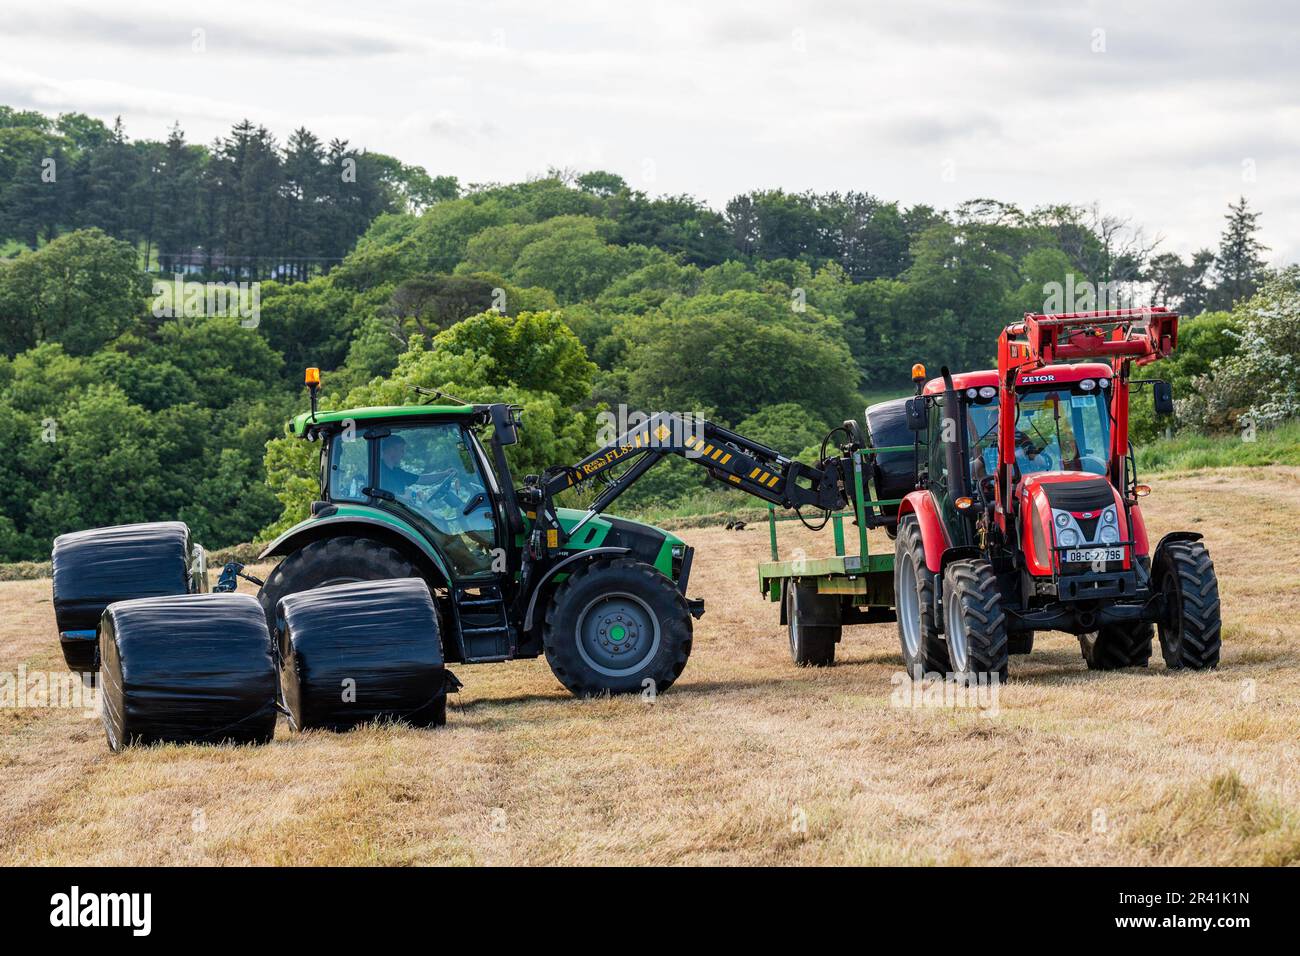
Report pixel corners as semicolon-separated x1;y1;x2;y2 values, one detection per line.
2;466;1298;865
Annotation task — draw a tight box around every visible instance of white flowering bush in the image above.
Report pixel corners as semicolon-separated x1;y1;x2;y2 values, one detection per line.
1180;267;1300;430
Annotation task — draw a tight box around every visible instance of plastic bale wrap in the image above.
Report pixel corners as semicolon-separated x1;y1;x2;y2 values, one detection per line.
100;593;278;751
52;521;192;634
277;577;447;732
865;398;919;532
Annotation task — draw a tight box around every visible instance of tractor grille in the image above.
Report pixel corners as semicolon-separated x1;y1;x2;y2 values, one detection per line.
1040;476;1115;513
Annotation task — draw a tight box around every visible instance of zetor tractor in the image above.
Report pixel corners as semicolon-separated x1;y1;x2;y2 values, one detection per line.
52;367;863;747
892;308;1221;682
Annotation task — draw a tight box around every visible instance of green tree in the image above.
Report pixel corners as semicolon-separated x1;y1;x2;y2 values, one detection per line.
1213;197;1268;308
0;229;143;355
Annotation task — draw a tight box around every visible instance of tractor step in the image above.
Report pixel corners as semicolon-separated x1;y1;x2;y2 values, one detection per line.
450;585;515;662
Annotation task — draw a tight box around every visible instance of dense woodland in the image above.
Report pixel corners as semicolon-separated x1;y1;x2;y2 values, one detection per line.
0;108;1293;561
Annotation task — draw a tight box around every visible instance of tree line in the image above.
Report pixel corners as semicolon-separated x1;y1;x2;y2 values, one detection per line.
0;107;453;277
0;106;1289;560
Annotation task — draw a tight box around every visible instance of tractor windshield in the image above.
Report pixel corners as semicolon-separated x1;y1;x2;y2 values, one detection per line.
1013;386;1110;475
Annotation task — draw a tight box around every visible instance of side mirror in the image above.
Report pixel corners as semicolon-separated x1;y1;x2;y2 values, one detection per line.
905;396;927;432
1153;381;1174;416
490;404;520;445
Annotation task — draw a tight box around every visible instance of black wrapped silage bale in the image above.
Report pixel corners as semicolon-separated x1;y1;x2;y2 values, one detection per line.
865;398;920;533
277;577;448;732
52;522;193;671
99;592;277;751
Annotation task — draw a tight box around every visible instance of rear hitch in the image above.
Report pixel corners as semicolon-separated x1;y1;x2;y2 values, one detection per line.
213;562;266;593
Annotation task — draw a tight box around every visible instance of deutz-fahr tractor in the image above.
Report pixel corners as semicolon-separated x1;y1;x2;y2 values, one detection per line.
891;307;1222;683
52;368;866;747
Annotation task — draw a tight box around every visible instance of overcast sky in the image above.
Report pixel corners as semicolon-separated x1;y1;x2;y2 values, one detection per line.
2;0;1296;262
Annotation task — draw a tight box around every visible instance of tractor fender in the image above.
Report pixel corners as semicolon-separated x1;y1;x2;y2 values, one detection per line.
897;489;950;574
522;547;631;632
1153;531;1203;558
258;515;453;586
939;546;982;574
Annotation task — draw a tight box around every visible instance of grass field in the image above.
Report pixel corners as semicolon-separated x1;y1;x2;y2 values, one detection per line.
2;466;1298;865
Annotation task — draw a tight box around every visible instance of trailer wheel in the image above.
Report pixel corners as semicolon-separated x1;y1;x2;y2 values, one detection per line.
1079;622;1152;670
894;516;949;677
258;536;421;640
1155;540;1221;670
544;558;692;697
942;559;1008;684
785;581;839;666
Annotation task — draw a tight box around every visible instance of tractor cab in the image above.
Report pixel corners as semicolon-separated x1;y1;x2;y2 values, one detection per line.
284;403;513;583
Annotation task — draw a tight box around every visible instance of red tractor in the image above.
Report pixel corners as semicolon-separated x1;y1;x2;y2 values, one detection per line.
893;308;1221;682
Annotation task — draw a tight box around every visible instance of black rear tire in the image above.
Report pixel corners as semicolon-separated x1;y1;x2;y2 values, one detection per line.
942;559;1008;684
894;516;950;677
1155;540;1221;670
1079;622;1152;670
543;558;692;697
257;536;422;643
785;581;839;666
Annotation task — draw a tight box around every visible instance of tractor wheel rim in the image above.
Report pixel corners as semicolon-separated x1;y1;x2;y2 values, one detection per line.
575;591;661;678
946;591;970;673
898;557;921;657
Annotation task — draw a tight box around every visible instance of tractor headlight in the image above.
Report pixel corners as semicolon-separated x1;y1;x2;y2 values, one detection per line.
1058;528;1079;547
1055;512;1070;528
1080;379;1097;391
1102;507;1117;525
979;386;997;399
1100;525;1120;544
967;388;978;399
1098;377;1111;389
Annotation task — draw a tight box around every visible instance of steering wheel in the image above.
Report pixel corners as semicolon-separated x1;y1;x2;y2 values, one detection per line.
415;472;458;508
1077;454;1107;475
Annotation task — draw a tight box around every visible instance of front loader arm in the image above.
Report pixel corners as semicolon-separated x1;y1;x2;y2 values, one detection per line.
537;411;850;537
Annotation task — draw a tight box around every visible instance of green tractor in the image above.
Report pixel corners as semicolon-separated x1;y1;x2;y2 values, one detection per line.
52;368;862;747
253;396;702;698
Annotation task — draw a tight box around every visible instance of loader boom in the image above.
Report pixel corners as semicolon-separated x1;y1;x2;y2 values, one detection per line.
538;411;852;535
996;307;1179;511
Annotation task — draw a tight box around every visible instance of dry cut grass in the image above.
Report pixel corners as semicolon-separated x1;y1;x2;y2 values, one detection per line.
1;466;1298;865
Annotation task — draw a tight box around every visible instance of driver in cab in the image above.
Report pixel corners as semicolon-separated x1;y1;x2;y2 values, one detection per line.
380;435;455;496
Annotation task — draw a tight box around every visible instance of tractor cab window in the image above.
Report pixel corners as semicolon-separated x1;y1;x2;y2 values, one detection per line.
329;432;370;502
1014;387;1110;475
375;424;498;578
966;400;999;481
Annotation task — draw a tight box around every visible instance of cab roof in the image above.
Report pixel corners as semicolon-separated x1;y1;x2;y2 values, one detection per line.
289;404;476;436
922;362;1113;396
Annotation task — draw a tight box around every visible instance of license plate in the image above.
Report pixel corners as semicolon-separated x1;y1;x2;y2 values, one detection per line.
1064;547;1124;564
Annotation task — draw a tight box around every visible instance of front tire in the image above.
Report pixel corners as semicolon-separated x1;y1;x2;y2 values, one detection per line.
894;516;950;677
942;559;1008;684
1155;540;1221;670
543;558;693;697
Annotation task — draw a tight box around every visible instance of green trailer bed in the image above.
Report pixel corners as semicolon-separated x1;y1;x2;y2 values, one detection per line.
757;446;906;615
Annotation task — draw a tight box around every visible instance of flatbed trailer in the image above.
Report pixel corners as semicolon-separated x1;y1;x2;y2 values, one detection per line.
757;445;909;666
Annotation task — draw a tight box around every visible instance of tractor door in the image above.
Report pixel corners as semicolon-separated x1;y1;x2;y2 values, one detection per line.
372;423;501;580
926;395;973;545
